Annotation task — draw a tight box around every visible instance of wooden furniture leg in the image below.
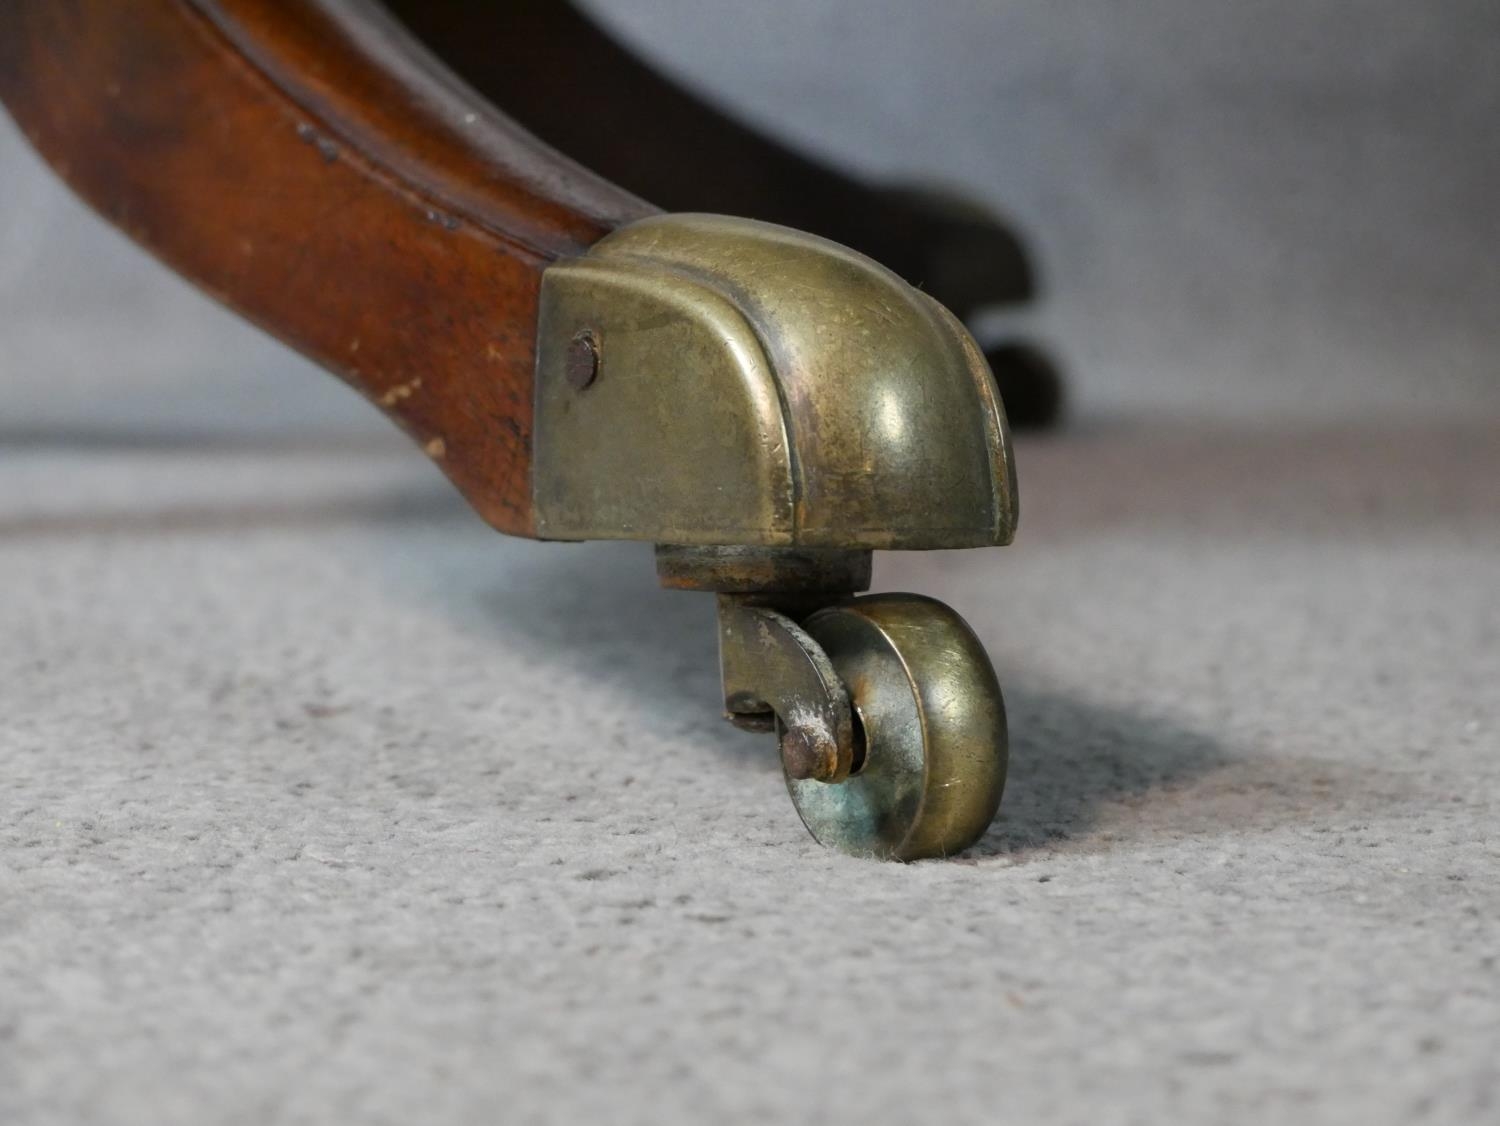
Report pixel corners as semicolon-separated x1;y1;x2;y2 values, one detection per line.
0;0;653;534
0;0;1020;860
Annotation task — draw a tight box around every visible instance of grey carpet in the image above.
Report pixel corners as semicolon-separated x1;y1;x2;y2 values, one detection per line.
4;419;1496;1124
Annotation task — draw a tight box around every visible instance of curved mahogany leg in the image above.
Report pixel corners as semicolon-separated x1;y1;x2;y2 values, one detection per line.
0;0;653;536
0;1;1024;860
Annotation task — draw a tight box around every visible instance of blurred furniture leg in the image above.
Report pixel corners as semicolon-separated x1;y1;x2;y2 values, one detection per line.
387;0;1065;427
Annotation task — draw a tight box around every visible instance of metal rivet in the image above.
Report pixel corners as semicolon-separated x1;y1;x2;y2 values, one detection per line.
565;330;599;391
781;726;836;782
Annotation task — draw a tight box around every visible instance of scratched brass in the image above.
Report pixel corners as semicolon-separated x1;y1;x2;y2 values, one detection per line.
716;597;856;783
533;213;1017;549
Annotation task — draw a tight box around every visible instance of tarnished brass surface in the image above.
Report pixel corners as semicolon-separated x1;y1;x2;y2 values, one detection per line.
789;595;1008;860
655;544;871;594
534;213;1017;549
717;598;856;783
534;214;1017;858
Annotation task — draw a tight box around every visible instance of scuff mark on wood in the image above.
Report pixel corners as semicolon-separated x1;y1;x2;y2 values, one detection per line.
294;121;339;163
378;376;422;406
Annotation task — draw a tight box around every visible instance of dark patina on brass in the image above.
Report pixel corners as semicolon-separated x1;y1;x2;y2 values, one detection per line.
534;214;1016;549
532;214;1018;860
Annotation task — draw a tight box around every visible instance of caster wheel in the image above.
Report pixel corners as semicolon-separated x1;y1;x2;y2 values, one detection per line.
788;594;1008;860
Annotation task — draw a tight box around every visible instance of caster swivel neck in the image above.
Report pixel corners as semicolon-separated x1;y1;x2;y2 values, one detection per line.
534;215;1018;860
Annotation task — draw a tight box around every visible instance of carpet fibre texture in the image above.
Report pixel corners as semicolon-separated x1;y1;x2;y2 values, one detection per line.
3;416;1497;1124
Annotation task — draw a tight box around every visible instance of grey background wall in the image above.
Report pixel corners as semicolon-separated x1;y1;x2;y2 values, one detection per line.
3;0;1498;425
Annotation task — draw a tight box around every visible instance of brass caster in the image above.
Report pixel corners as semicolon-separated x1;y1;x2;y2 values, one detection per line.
682;547;1007;860
531;211;1024;858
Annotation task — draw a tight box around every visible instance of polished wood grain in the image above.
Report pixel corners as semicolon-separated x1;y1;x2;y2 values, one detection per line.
0;0;655;536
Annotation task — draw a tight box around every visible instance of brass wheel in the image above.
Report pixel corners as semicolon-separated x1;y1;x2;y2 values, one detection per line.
788;594;1007;860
